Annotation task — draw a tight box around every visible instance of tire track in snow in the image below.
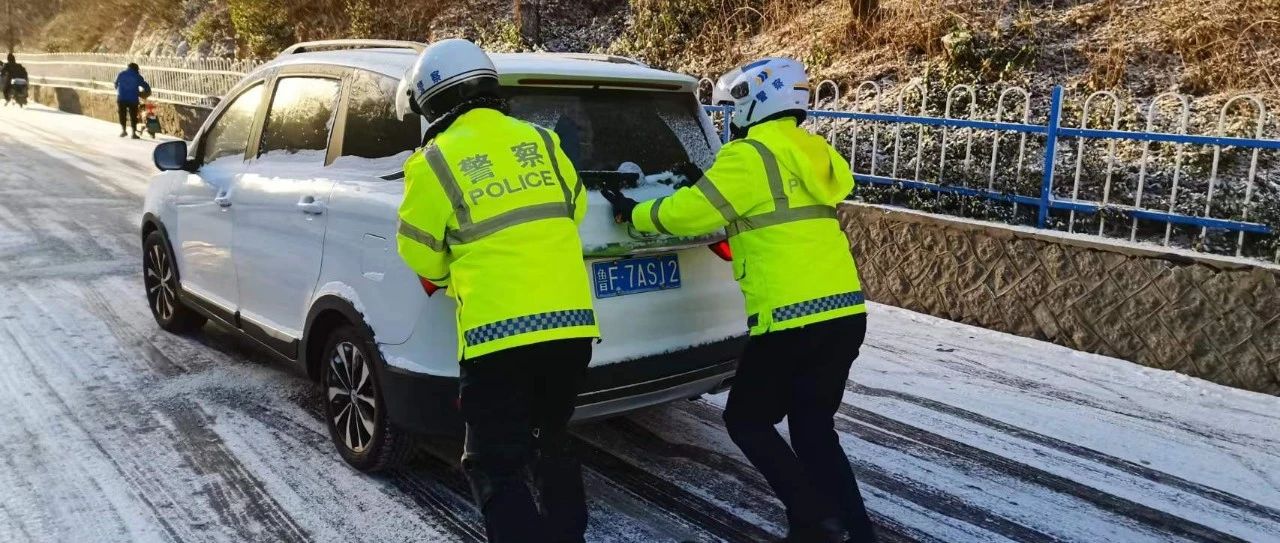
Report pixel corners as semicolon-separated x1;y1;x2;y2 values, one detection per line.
138;324;486;541
838;404;1247;543
676;400;1051;543
0;323;188;543
573;437;777;542
9;281;312;542
936;355;1280;451
98;297;484;543
594;416;936;543
78;284;196;377
163;405;313;543
387;458;487;543
849;381;1280;527
76;287;320;543
257;388;726;542
75;284;310;540
408;425;751;542
218;397;482;542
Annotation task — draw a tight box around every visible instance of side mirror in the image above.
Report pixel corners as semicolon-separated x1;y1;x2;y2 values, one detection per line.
154;140;191;172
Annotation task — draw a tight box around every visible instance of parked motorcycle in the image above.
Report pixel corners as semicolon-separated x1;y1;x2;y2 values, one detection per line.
10;78;28;107
144;100;161;138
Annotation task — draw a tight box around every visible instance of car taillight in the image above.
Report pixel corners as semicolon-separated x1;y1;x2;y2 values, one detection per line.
708;240;733;261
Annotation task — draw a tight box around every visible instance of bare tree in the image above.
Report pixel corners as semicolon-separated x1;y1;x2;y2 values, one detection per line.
515;0;540;46
850;0;879;23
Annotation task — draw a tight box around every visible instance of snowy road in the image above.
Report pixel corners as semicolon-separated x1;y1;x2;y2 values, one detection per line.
1;104;1278;543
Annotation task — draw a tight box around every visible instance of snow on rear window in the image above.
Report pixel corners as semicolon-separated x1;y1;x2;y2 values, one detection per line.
504;87;713;178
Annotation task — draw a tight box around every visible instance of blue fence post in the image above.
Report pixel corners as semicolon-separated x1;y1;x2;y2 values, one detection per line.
1038;86;1064;228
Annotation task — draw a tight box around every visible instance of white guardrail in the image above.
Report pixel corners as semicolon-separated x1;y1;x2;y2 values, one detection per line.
15;53;263;108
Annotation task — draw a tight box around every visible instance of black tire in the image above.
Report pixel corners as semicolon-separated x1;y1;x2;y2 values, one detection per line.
322;323;414;472
143;230;206;333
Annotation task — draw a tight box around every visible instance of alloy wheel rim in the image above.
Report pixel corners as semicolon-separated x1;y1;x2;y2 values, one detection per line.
327;341;377;453
145;244;176;321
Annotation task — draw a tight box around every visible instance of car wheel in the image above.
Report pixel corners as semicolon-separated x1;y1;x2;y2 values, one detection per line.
322;324;414;472
143;230;206;333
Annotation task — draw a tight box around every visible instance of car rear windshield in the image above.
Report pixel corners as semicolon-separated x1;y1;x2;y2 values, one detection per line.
502;87;714;178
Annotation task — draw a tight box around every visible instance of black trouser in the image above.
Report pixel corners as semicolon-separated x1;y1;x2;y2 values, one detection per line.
118;100;140;133
459;338;592;543
723;314;877;542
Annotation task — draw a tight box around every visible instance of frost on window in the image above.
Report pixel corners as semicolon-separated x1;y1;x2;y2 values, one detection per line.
342;71;422;161
259;77;341;162
202;83;263;165
504;87;714;178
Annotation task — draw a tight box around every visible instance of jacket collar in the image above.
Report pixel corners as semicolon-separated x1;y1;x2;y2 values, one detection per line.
745;117;800;140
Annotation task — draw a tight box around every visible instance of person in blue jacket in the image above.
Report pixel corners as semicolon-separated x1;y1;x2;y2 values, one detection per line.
114;63;151;139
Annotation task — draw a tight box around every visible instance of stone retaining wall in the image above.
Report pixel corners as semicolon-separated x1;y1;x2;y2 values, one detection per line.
840;203;1280;395
30;85;210;140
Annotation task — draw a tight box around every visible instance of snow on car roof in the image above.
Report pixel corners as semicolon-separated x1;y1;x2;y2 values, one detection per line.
255;48;696;91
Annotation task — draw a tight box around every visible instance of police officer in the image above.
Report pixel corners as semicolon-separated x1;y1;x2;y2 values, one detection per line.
395;39;598;543
603;58;876;543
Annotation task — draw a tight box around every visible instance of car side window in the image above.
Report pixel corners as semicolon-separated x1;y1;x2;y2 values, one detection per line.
202;83;264;164
341;71;422;160
258;76;342;162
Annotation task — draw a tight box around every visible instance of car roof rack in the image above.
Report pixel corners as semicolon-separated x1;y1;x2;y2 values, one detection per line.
280;40;427;56
280;42;648;68
534;52;648;67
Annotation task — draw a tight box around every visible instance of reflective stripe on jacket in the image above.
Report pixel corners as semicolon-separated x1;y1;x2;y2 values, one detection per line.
632;117;865;335
397;108;599;359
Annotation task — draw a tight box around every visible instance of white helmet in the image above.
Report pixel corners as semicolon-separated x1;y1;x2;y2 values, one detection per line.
714;58;810;131
396;39;499;121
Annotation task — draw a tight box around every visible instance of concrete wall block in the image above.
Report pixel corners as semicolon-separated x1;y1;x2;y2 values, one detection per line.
1011;265;1054;301
1242;270;1280;323
987;259;1024;297
840;203;1280;394
1029;301;1062;341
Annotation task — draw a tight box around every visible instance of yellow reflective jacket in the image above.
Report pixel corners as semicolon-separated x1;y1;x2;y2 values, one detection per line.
397;108;598;359
633;117;865;335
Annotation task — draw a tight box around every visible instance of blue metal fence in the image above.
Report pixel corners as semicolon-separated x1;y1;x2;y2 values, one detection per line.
702;84;1280;262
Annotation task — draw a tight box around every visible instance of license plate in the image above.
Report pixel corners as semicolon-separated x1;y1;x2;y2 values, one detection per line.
592;254;681;299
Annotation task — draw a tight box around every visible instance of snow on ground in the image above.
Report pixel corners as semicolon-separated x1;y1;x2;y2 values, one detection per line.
0;103;1278;542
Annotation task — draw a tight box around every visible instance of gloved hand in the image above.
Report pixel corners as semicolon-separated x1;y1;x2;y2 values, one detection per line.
671;162;705;188
600;187;639;224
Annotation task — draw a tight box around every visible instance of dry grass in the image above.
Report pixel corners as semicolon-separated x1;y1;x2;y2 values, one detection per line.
18;0;1280;102
617;0;1033;89
21;0;183;52
1063;0;1280;96
618;0;1278;103
1112;0;1279;95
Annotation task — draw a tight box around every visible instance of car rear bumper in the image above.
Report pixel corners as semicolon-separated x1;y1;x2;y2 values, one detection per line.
380;335;746;436
573;360;735;422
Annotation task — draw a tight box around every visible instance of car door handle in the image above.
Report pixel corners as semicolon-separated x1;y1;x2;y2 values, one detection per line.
297;196;326;215
214;193;232;207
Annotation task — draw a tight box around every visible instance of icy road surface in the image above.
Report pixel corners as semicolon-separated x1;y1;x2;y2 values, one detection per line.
1;104;1278;543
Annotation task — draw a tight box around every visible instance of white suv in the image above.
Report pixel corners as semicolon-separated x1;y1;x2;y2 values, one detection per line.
142;40;745;471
